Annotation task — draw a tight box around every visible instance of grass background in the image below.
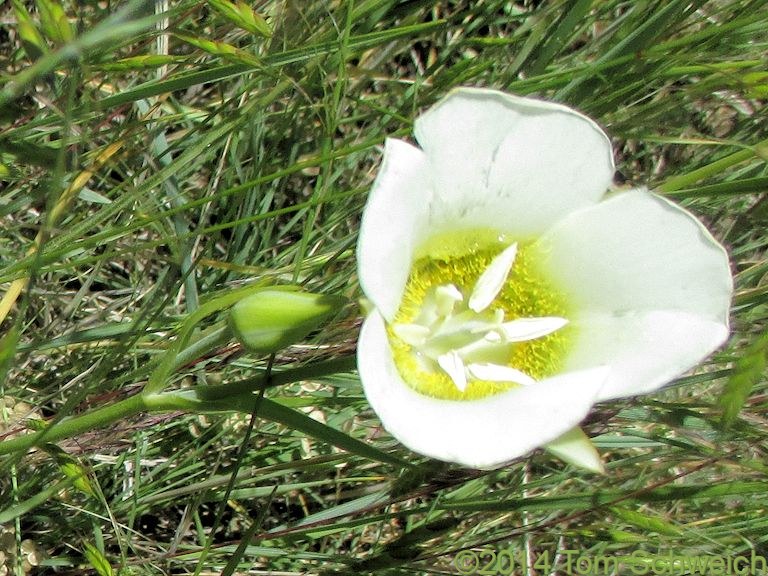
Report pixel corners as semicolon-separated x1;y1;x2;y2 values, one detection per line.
1;0;767;574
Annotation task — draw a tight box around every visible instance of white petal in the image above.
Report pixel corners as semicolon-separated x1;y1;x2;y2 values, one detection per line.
544;427;605;474
437;351;468;391
357;138;433;321
565;309;729;401
357;313;610;468
534;190;732;319
467;363;537;386
469;242;518;313
483;113;614;238
498;316;568;342
414;88;613;237
532;190;732;400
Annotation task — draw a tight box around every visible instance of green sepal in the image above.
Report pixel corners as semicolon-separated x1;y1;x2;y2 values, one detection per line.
229;289;345;354
544;426;605;474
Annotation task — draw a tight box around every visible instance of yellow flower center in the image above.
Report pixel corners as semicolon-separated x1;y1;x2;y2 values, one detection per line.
388;229;574;401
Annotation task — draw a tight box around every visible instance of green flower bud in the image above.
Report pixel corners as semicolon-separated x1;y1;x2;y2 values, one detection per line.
228;289;344;354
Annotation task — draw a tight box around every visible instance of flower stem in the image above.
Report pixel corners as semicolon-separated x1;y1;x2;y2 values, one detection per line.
0;393;147;455
0;353;358;456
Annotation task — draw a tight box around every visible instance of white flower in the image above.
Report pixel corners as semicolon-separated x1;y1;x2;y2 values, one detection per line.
356;87;732;469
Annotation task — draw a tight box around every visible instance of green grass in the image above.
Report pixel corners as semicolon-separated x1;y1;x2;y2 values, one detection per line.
1;0;767;574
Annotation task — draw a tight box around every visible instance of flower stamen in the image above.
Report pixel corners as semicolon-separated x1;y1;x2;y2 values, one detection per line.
497;316;569;342
469;242;518;313
467;363;537;386
438;351;468;391
390;239;571;398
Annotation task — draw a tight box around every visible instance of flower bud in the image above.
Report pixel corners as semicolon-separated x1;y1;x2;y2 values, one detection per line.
228;289;344;354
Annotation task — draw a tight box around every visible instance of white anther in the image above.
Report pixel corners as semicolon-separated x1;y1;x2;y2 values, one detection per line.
467;363;537;386
469;243;518;313
499;316;568;342
437;351;468;392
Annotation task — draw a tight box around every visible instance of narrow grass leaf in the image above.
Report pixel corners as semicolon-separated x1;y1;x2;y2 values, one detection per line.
558;0;706;101
666;176;768;198
0;325;20;382
609;506;681;536
718;333;768;429
347;517;460;574
0;479;72;523
259;398;409;468
743;71;768;98
525;0;594;75
96;20;445;109
444;482;768;513
78;188;112;205
658;138;768;193
0;0;161;106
